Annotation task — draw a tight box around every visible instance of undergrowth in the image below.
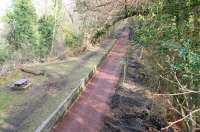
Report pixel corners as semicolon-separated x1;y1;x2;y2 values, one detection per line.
131;0;200;131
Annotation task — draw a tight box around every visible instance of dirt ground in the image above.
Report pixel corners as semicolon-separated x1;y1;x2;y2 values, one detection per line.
102;45;174;132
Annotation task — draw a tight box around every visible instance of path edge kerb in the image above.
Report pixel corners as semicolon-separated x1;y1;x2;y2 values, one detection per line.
35;39;117;132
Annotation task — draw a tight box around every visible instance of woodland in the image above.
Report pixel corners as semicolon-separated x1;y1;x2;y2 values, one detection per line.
0;0;199;131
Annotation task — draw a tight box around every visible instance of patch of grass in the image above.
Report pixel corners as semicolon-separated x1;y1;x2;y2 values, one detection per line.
0;70;22;86
0;92;12;125
0;93;12;112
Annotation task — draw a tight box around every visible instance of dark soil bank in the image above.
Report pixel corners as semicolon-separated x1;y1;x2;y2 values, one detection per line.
102;45;173;132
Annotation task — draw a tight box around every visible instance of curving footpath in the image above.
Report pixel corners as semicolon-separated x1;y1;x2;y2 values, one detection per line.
53;29;130;132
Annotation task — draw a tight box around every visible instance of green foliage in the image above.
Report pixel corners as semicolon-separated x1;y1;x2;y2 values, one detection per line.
62;25;83;48
65;32;83;48
6;0;38;50
37;16;54;58
4;0;61;62
0;41;10;64
91;29;106;44
133;0;200;129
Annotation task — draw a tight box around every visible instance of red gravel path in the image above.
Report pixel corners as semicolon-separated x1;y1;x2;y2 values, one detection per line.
53;30;129;132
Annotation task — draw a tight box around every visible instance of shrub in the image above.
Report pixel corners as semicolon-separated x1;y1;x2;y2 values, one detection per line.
63;25;83;48
133;1;200;130
37;16;54;58
0;41;10;64
91;29;106;44
65;32;83;48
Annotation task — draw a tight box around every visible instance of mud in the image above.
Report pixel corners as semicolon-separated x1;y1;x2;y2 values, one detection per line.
102;45;173;132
